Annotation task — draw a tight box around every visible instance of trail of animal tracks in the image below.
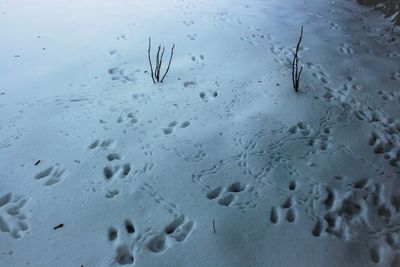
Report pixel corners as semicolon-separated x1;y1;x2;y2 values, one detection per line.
1;0;400;266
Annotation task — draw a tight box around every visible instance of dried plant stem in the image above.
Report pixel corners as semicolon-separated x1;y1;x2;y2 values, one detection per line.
292;26;303;92
148;37;155;84
147;37;175;83
161;44;175;83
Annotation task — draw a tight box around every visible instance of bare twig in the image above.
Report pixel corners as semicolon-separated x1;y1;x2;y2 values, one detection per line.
53;223;64;230
160;44;175;83
292;26;303;92
148;38;175;83
212;219;216;234
158;46;165;79
155;46;166;82
155;45;161;81
147;37;175;83
148;37;155;83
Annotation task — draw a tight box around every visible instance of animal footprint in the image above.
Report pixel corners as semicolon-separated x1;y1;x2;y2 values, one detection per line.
182;20;194;26
369;131;396;157
144;216;195;255
0;193;29;239
288;181;297;191
115;245;134;265
108;219;136;265
181;121;190;128
34;166;66;186
218;194;236;207
107;153;121;161
163;121;177;135
103;163;131;180
307;62;329;84
312;220;324;237
270;207;279;224
378;90;395;101
88;139;116;150
207;187;223;200
286;208;297;223
168;121;178;127
339;43;354;55
308;127;331;151
288;121;332;151
187;33;198;40
117;112;139;125
288;122;311;136
309;180;388;241
163;120;190;135
199;90;218;101
390;69;400;80
183;81;196;87
369;246;381;263
329;21;339;30
163;215;194;243
147;233;169;253
163;128;173;135
105;189;120;199
227;182;247;193
312;71;329;84
240;34;263;45
206;182;250;208
191;54;205;63
144;216;195;254
282;197;297;223
108;188;195;263
108;67;135;83
270;196;298;224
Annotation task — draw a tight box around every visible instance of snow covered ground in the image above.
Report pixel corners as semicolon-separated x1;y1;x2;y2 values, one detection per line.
1;0;400;266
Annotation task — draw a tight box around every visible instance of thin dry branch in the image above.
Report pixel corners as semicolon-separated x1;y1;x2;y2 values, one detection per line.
148;37;155;84
292;26;303;92
155;46;166;82
155;45;161;81
158;47;166;80
160;44;175;83
148;37;175;83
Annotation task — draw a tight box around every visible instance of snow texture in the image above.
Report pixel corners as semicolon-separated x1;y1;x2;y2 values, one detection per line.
1;0;400;266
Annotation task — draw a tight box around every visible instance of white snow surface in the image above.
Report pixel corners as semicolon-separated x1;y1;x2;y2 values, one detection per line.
1;0;400;266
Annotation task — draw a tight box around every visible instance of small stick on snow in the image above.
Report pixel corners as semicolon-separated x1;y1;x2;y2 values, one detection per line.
54;223;64;230
34;160;41;166
212;219;216;234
